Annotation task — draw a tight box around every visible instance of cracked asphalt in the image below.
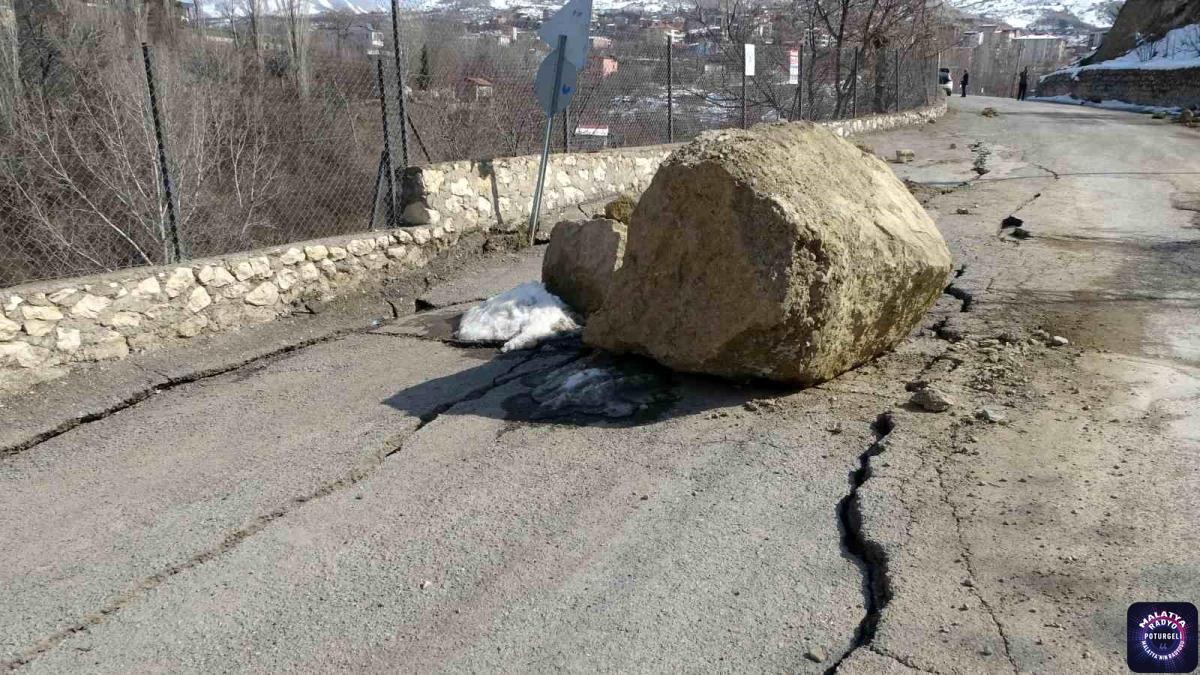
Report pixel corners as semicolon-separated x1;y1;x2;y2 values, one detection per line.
2;96;1198;673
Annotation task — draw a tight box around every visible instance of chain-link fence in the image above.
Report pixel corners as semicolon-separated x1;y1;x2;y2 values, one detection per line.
1;4;940;287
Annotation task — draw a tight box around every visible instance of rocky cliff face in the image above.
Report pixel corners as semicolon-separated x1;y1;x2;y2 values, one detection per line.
1086;0;1200;63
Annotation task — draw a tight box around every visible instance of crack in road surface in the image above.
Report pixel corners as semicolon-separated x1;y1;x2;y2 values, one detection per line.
0;323;378;458
829;411;897;673
1;341;575;672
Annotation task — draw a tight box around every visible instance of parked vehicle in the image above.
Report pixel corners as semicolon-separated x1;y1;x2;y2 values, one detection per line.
939;68;953;96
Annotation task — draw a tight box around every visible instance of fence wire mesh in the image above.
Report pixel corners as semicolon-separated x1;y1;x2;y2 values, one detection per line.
1;5;942;287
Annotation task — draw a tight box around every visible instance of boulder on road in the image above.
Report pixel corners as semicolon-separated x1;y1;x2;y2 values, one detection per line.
542;218;627;315
584;122;952;385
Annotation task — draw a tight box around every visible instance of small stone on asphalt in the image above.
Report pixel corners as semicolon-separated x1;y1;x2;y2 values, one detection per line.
910;387;953;412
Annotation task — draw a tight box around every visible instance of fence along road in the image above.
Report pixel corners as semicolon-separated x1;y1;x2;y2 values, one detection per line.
0;0;939;287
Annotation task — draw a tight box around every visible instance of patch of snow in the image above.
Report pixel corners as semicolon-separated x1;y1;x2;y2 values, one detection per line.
455;282;580;352
948;0;1116;29
1046;24;1200;78
1028;94;1182;115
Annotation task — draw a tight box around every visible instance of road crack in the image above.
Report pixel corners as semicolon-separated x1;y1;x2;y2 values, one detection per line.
932;464;1019;674
3;343;577;672
829;411;897;674
1;323;377;458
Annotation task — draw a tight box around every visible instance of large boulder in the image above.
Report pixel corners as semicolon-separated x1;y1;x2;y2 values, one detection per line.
542;218;627;315
583;122;952;385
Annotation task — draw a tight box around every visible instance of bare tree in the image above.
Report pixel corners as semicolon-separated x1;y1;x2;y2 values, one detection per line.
277;0;310;97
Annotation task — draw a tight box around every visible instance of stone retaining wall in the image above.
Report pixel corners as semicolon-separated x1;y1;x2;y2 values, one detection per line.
0;101;946;395
0;223;465;394
399;102;947;234
1037;66;1200;109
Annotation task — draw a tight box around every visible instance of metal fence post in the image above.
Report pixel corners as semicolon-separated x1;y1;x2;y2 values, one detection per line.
850;49;859;118
666;36;674;142
562;106;569;152
140;43;183;264
376;58;396;228
741;45;748;129
389;0;409;169
894;49;901;112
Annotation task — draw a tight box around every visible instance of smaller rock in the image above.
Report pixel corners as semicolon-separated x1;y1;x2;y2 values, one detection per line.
949;143;957;149
0;314;21;340
955;207;971;215
304;245;329;261
68;294;111;320
1179;109;1195;124
106;312;142;329
48;288;81;306
55;327;81;353
411;228;431;245
603;193;636;224
328;246;348;261
163;267;195;298
905;379;929;392
804;647;826;663
910;387;953;413
975;408;1006;424
23;319;57;337
186;287;213;313
274;268;300;292
250;257;272;279
244;283;279;307
1049;335;1069;347
402;201;440;225
24;292;52;306
298;262;321;282
21;304;64;322
232;260;256;281
199;265;236;288
279;248;305;265
347;239;374;256
894;149;916;164
542;218;627;316
175;315;209;338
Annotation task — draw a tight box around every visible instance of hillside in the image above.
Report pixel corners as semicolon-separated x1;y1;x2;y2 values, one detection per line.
1085;0;1200;63
947;0;1119;28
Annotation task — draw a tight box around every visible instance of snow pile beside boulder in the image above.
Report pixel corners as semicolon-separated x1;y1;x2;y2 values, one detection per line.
456;282;579;352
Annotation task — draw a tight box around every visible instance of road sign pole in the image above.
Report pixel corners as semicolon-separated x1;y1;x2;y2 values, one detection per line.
528;35;568;247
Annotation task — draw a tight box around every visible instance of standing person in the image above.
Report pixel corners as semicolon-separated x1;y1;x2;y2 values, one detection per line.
961;70;970;98
1017;67;1029;101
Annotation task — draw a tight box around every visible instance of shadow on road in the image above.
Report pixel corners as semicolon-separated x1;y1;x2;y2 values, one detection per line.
381;337;794;429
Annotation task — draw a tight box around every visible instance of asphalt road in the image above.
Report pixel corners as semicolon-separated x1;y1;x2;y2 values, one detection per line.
2;96;1197;673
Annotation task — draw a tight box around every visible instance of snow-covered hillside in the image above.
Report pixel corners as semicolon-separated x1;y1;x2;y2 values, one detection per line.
948;0;1118;29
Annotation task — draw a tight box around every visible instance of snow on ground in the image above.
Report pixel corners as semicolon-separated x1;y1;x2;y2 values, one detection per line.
1028;94;1183;115
455;282;580;352
948;0;1113;29
1051;24;1200;76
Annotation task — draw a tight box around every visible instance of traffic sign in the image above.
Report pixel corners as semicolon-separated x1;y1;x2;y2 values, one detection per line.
537;0;593;69
534;48;579;116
